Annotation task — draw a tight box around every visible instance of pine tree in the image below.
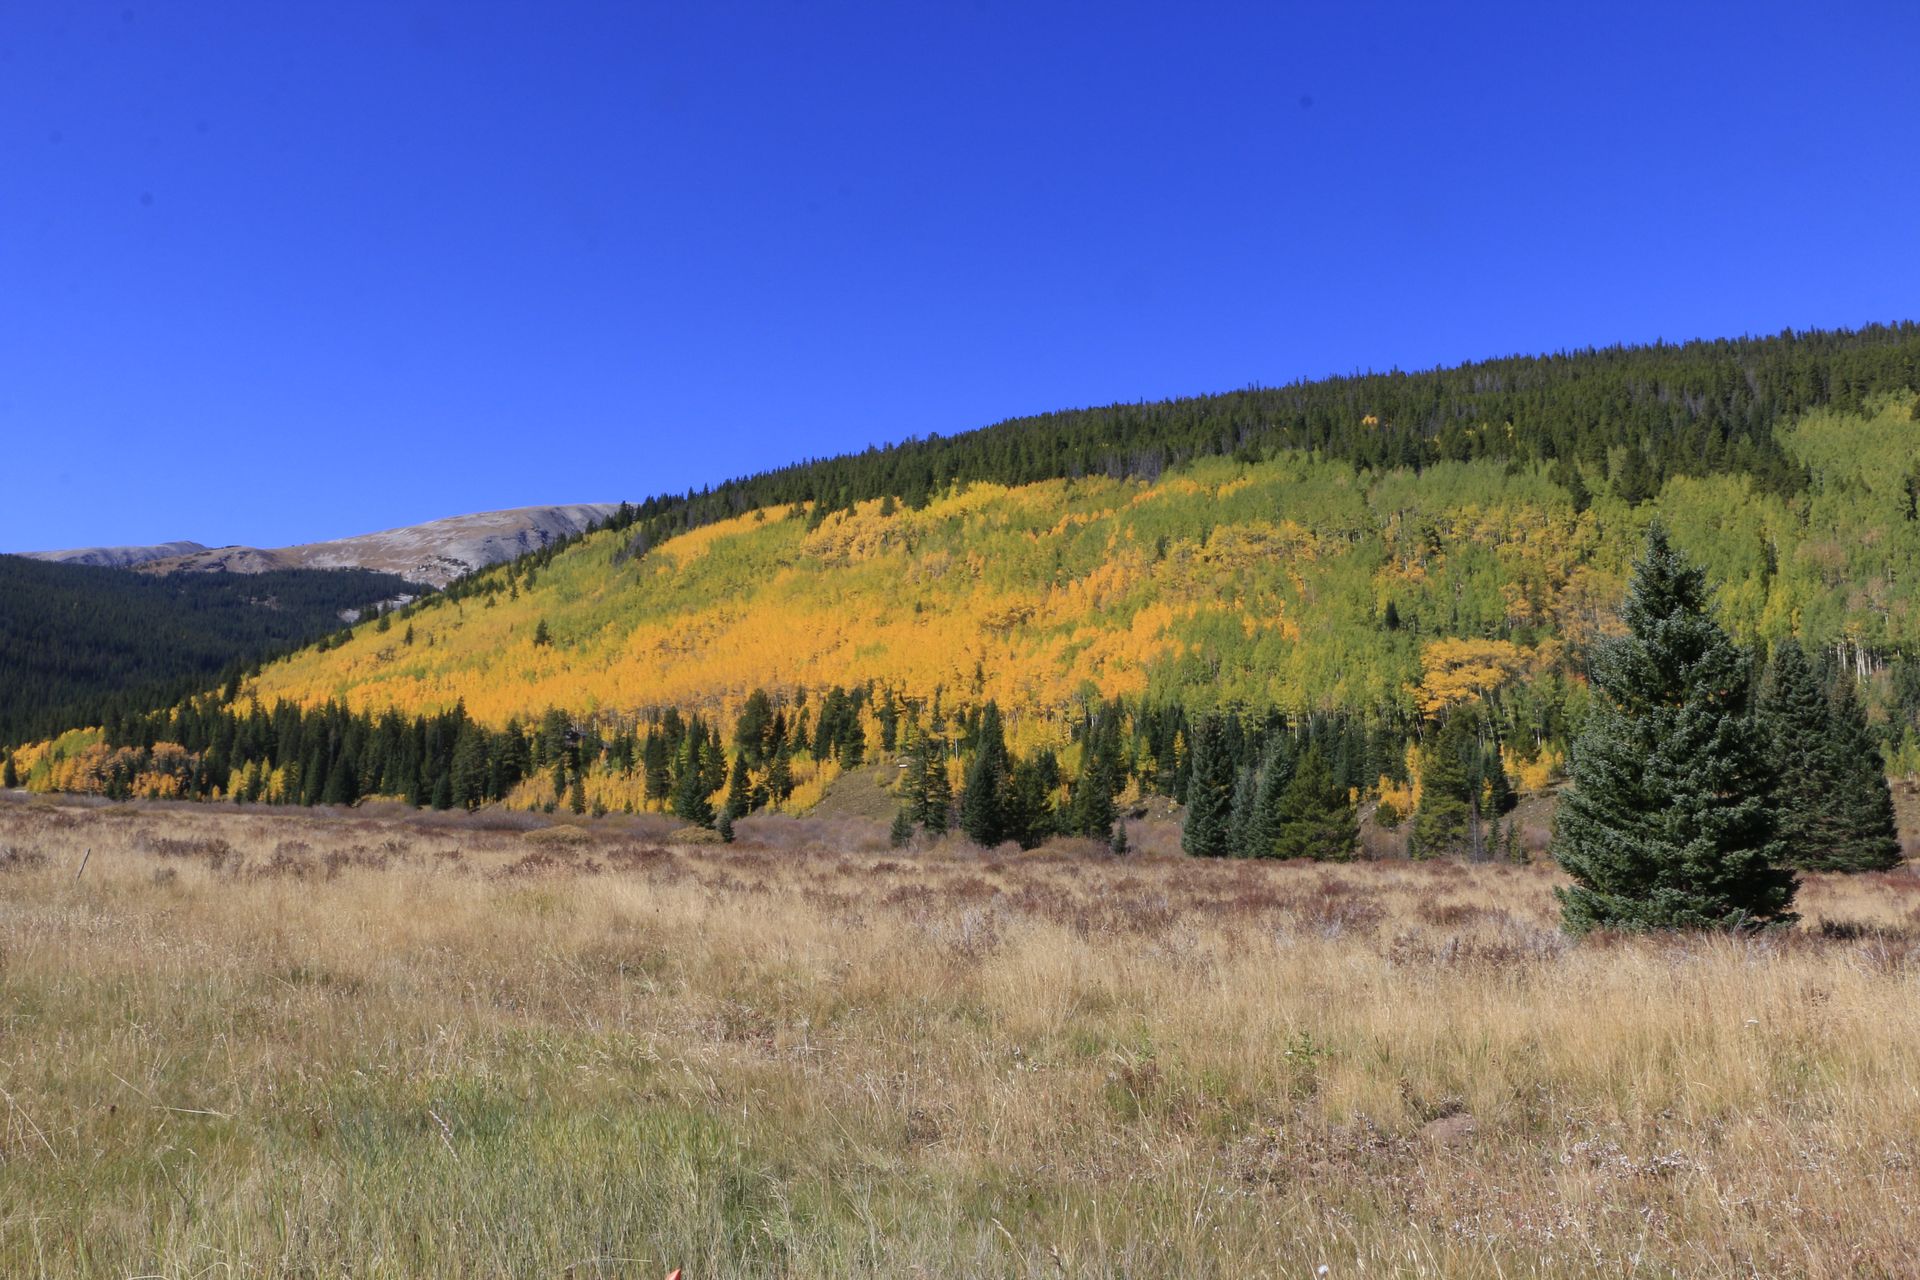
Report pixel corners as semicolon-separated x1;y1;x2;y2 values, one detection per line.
1240;736;1296;857
533;619;552;647
1822;676;1902;871
2;754;17;789
1410;709;1476;859
1064;725;1120;839
1269;746;1358;861
1225;764;1259;857
1762;638;1845;868
1181;716;1235;857
716;810;735;843
449;721;488;811
1483;743;1517;816
1758;637;1896;875
734;689;775;765
764;747;796;807
920;743;952;834
959;703;1011;847
671;750;713;826
723;752;753;820
1004;757;1055;850
642;733;670;803
840;718;867;768
889;807;914;848
1109;821;1129;855
568;774;587;815
1554;526;1797;933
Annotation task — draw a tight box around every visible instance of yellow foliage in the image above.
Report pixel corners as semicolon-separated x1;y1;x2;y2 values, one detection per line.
1414;638;1530;714
1507;744;1564;794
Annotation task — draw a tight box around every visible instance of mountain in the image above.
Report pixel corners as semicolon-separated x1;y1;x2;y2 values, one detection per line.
15;324;1920;816
135;504;620;589
0;555;423;746
22;540;209;569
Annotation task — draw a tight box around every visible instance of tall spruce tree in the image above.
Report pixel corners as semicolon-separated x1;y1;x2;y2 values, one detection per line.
1225;763;1260;857
1005;757;1056;850
1239;735;1296;858
764;746;796;806
1762;638;1848;867
920;741;952;834
958;702;1011;846
1181;716;1235;857
1410;709;1476;859
1554;526;1797;932
1269;746;1359;861
671;742;715;827
723;752;754;820
1823;677;1902;871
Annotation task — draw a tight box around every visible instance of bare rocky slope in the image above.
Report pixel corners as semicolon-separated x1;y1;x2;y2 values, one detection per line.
144;504;621;588
20;540;209;569
23;504;618;590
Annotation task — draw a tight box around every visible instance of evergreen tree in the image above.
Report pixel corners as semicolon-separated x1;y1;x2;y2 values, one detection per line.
1225;764;1259;857
533;618;552;647
641;733;670;803
723;752;753;820
716;810;735;843
1411;709;1476;859
700;736;728;797
449;721;488;811
919;742;952;834
1064;726;1121;839
840;717;867;768
1109;821;1129;855
764;746;796;807
1814;669;1902;871
567;773;587;815
889;807;915;848
958;703;1011;846
1241;736;1296;857
1004;757;1056;850
734;689;775;765
1181;716;1235;857
1554;526;1797;932
2;754;16;789
1269;746;1359;861
1763;638;1846;868
1483;745;1518;818
671;750;713;826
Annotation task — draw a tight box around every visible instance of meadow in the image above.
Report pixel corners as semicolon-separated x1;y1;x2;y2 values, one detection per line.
4;794;1920;1277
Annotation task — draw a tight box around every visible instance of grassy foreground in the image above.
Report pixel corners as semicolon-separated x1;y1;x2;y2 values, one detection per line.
3;798;1920;1277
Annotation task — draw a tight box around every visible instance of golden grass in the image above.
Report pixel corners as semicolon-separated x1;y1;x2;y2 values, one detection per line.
4;796;1920;1277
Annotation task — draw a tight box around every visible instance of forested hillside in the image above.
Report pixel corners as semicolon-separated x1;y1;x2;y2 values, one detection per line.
15;326;1920;839
0;556;421;745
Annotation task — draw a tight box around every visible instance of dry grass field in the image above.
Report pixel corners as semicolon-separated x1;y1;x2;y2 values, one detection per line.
5;795;1920;1277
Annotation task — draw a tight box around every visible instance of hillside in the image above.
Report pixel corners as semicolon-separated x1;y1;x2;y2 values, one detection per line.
20;540;209;569
17;504;620;590
18;326;1920;819
240;395;1920;733
0;556;422;746
137;503;620;588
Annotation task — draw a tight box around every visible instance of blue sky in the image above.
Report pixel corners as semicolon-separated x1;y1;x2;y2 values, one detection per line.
3;1;1917;551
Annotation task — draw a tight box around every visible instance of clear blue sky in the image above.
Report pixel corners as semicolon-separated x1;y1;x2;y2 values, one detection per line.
4;2;1917;552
